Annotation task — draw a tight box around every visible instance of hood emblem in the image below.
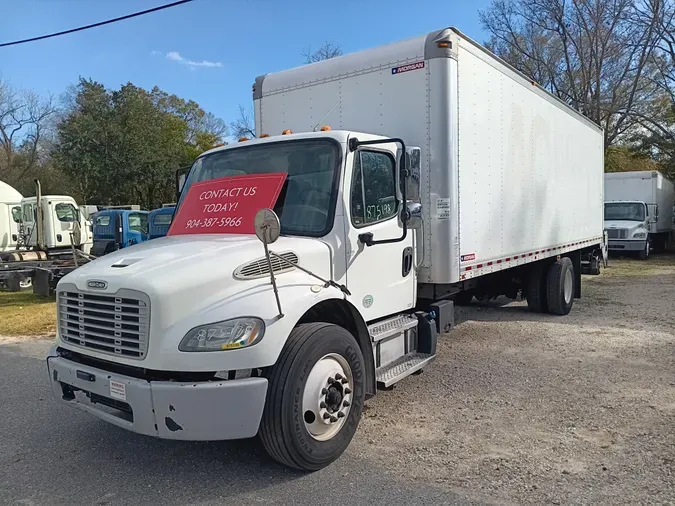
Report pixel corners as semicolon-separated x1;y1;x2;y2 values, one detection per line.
87;280;108;290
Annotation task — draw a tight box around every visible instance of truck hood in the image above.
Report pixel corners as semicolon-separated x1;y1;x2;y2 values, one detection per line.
604;220;645;230
59;234;333;329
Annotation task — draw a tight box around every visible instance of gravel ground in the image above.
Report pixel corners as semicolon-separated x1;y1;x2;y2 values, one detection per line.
1;255;673;504
356;254;675;504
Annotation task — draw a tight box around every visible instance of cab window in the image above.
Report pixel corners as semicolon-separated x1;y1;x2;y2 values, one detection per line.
128;213;149;234
22;204;34;223
350;150;398;227
153;213;173;226
95;215;111;226
55;203;78;222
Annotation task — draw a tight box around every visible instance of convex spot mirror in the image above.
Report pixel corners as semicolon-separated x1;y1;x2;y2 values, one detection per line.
254;208;281;244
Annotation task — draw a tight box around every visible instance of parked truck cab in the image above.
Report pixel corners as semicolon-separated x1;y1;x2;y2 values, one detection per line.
20;194;90;254
148;206;174;239
46;26;605;472
604;201;652;259
92;209;149;256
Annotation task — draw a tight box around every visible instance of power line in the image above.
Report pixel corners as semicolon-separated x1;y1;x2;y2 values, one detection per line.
0;0;195;48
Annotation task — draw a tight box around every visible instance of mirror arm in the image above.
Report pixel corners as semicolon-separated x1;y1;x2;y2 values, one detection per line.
349;137;409;247
269;250;351;296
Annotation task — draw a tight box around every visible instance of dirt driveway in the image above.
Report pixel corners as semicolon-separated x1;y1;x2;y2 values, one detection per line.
357;255;675;504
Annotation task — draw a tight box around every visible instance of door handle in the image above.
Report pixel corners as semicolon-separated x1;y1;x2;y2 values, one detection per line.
402;247;413;277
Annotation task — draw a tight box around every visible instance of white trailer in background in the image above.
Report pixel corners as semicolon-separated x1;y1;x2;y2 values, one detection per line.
46;27;605;471
604;171;675;259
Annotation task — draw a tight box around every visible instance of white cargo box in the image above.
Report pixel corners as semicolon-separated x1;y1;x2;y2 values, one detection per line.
254;27;605;284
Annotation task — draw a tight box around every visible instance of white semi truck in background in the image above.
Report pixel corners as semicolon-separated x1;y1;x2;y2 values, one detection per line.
1;179;93;292
604;171;675;259
46;27;605;471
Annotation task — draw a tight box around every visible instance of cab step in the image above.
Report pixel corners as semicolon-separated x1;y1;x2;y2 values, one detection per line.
368;314;418;342
375;352;435;388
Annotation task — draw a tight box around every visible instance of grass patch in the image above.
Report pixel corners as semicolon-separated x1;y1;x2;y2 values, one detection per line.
0;291;56;337
600;254;675;277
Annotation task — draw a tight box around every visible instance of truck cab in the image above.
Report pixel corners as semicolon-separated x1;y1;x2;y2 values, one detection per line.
91;209;149;257
148;206;174;239
20;194;91;254
604;200;652;259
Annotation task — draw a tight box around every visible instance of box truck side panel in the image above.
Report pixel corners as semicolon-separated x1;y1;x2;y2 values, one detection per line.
455;38;604;277
654;173;675;233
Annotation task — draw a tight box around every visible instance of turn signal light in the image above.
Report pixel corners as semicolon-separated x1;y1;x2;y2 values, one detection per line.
238;137;249;142
282;129;293;135
260;133;270;138
320;125;331;131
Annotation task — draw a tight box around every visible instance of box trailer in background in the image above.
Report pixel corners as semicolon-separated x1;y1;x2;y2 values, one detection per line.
47;27;605;472
604;171;675;259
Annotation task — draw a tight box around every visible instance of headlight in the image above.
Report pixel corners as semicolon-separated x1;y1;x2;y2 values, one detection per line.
179;317;265;352
633;232;647;239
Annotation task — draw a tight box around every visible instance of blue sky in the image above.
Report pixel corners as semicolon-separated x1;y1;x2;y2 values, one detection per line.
1;0;492;132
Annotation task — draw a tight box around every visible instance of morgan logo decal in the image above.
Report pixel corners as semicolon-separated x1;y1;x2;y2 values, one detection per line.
87;280;108;290
392;61;425;75
362;295;374;308
460;254;476;262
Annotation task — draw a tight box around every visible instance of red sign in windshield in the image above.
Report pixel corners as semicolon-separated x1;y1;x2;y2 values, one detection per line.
167;173;287;236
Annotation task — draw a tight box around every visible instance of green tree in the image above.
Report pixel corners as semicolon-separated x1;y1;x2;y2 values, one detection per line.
54;78;227;209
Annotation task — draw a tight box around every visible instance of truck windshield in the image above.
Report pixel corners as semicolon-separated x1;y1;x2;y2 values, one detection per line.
604;203;645;221
179;139;340;237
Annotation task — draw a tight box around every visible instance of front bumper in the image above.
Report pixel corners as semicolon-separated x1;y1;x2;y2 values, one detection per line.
46;349;268;441
608;239;646;251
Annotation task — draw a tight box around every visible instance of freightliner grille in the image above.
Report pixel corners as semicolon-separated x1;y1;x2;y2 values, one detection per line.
606;229;628;239
58;286;150;360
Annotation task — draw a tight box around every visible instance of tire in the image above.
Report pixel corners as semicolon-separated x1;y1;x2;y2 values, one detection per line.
259;323;365;471
525;264;548;313
638;240;650;260
546;257;575;316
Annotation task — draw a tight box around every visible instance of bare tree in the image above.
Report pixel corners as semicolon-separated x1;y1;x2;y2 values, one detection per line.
229;104;256;139
0;78;56;185
301;41;343;64
479;0;662;147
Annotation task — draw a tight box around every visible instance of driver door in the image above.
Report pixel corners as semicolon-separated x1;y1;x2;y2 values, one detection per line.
343;138;415;322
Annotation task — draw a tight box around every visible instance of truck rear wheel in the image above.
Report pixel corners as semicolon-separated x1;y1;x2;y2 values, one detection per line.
525;265;548;313
546;257;575;316
259;323;365;471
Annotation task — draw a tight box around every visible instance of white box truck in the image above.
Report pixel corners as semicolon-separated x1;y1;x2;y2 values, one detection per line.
46;27;605;471
604;171;675;259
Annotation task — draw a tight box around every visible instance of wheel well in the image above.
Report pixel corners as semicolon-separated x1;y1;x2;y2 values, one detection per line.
297;299;376;399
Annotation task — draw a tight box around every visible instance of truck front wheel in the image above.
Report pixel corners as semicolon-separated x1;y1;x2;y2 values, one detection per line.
546;257;575;316
259;323;365;471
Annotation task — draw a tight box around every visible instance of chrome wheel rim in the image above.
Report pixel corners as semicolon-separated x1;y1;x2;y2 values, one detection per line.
302;353;353;441
563;269;573;304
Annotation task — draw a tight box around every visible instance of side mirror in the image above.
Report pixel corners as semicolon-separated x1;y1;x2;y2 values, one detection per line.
405;147;421;203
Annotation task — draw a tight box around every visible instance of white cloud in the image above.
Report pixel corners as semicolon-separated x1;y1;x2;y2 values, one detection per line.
154;50;222;69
